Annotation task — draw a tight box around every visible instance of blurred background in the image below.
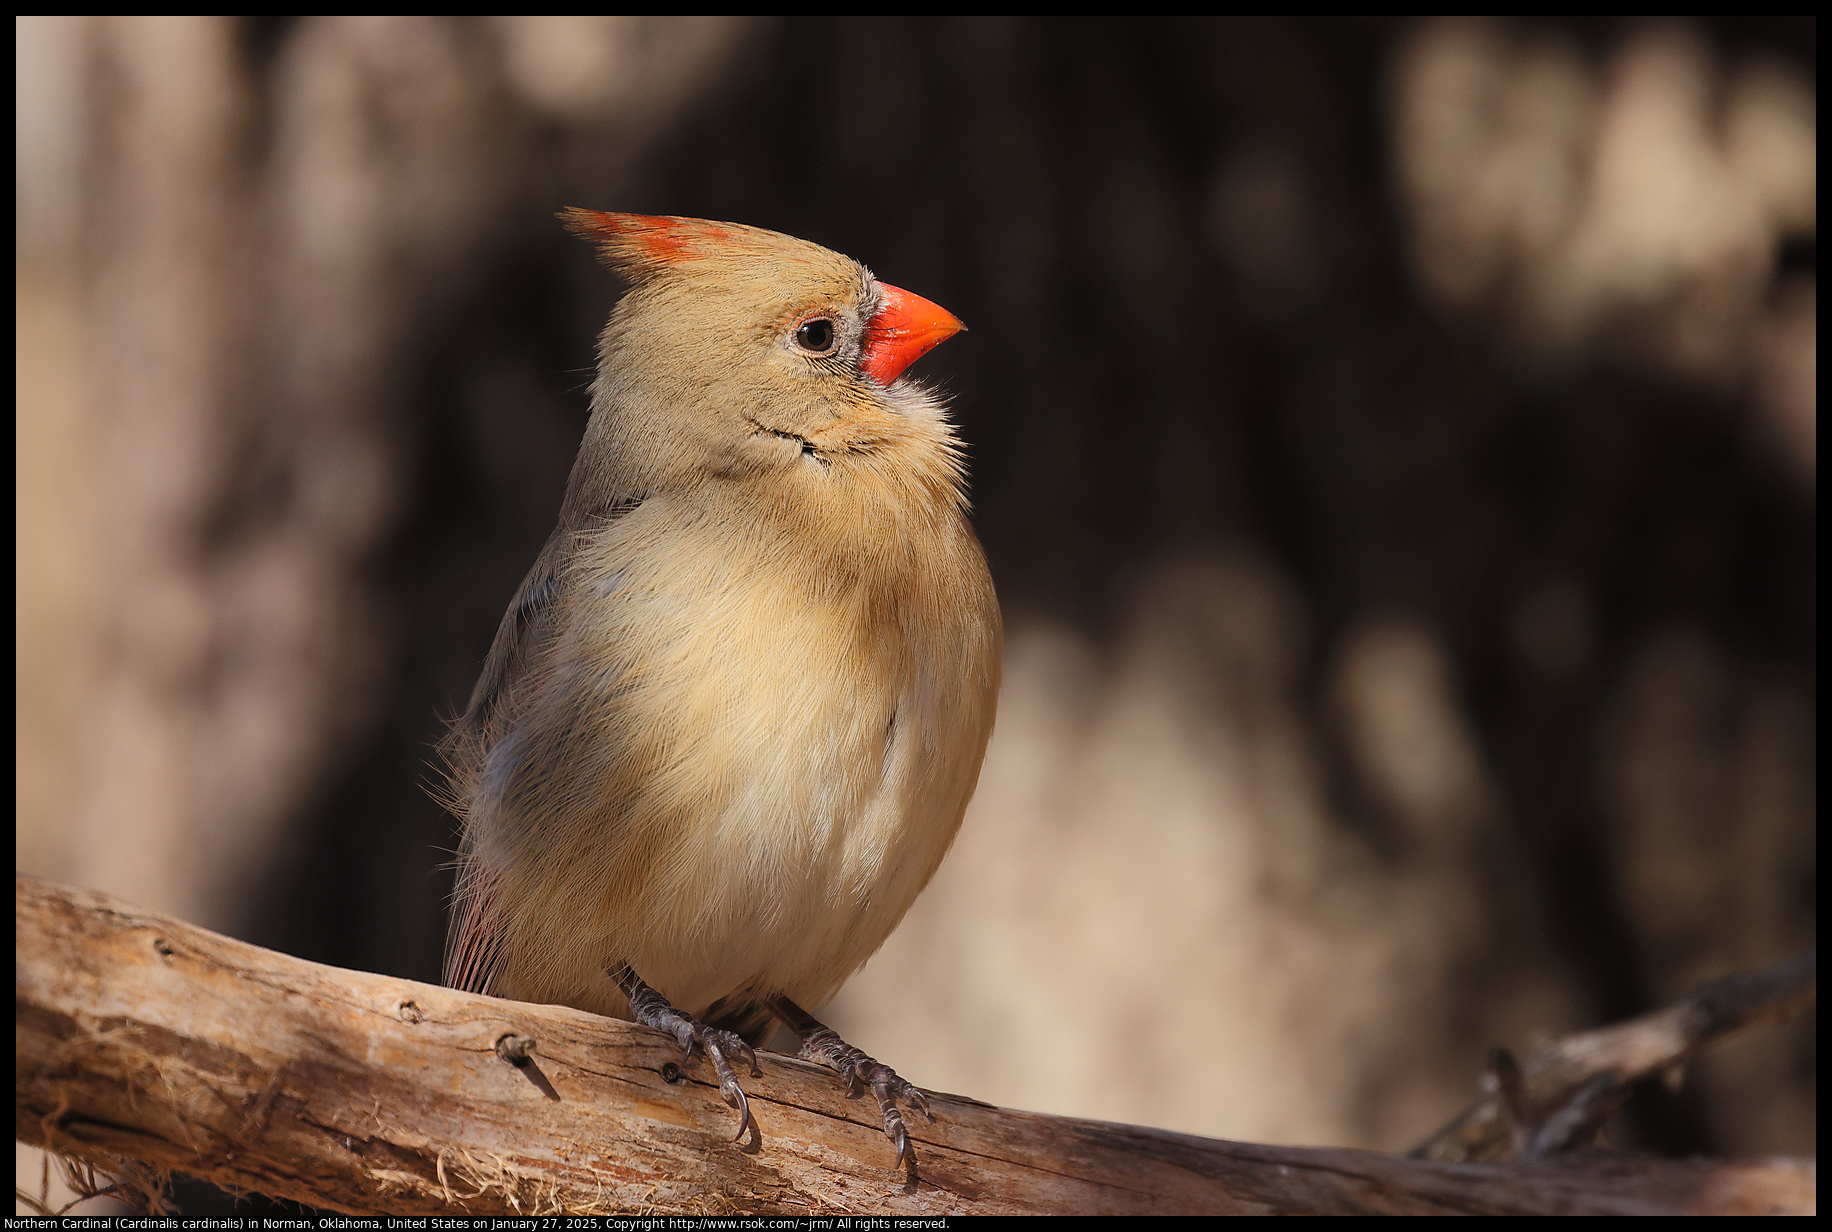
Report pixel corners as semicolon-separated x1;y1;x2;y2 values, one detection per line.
16;16;1814;1213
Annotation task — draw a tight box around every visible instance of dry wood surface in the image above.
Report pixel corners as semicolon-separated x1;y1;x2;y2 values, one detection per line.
15;873;1816;1215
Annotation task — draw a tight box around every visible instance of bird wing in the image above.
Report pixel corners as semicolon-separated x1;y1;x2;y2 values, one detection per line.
460;538;566;739
442;497;644;995
442;536;563;995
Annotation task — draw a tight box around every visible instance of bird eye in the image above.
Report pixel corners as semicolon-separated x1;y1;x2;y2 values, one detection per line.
794;318;836;355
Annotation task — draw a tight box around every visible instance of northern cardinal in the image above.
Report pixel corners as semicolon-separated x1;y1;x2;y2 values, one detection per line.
442;211;1001;1170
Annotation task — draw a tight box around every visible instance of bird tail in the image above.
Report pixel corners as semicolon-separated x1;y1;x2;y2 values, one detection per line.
444;844;509;996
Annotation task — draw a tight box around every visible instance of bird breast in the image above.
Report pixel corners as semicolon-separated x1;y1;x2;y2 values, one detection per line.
493;486;999;1021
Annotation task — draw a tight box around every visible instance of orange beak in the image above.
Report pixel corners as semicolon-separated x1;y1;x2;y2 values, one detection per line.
861;283;965;385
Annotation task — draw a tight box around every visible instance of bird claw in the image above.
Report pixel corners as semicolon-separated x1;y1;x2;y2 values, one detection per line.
618;969;928;1161
615;965;760;1142
699;1024;759;1141
795;1023;929;1171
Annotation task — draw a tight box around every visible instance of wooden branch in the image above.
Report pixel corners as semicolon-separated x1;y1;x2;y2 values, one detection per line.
1414;950;1817;1164
15;874;1815;1216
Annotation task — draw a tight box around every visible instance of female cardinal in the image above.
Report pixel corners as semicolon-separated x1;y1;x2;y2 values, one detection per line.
442;211;1001;1170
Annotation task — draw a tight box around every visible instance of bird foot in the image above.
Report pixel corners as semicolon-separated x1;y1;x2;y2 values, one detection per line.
772;996;932;1171
612;965;760;1140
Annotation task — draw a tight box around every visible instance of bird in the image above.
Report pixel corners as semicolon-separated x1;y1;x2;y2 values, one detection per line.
441;210;1001;1171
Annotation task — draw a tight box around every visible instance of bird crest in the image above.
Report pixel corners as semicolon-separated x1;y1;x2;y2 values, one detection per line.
563;209;796;280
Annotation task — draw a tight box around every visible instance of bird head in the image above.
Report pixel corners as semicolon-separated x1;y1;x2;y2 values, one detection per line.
561;210;966;506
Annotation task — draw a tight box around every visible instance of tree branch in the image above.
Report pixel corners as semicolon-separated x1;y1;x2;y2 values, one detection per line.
1414;950;1816;1163
14;874;1815;1215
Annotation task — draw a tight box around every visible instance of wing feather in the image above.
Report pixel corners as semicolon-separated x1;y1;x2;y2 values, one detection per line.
440;496;643;996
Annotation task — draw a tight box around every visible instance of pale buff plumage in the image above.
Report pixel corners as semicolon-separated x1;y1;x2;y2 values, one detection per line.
443;214;1001;1053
